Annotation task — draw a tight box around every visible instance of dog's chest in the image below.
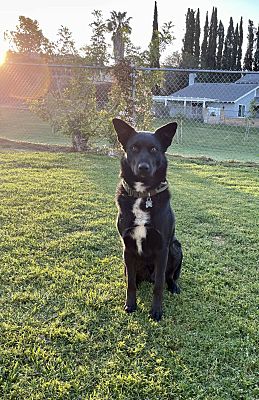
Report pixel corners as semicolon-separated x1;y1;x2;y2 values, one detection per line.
131;182;150;255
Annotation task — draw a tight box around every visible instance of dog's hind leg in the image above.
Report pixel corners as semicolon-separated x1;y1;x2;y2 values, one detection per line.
166;238;183;294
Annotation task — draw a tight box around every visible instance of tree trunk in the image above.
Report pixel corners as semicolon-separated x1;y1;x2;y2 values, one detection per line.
72;132;88;152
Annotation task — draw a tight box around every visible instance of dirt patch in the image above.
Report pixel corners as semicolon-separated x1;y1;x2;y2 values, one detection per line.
0;138;73;152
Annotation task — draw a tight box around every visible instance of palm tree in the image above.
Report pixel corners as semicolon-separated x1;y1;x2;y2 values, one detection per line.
107;11;132;62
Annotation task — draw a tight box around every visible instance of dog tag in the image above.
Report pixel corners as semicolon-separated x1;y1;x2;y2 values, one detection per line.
146;195;153;208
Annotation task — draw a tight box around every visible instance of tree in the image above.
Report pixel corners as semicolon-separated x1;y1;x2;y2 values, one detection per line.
253;25;259;71
125;42;149;66
30;71;110;151
163;52;189;95
222;17;235;70
207;7;218;69
182;8;196;67
148;2;174;68
216;20;224;69
236;17;243;70
4;16;51;56
231;24;239;70
163;51;182;68
201;12;209;68
81;10;109;66
55;25;78;58
193;8;200;68
149;1;160;68
107;11;132;63
107;60;156;144
243;20;254;71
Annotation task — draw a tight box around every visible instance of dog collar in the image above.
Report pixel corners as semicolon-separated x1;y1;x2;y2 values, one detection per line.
121;179;169;208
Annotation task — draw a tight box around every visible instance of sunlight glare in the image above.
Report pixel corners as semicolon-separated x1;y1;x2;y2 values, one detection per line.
0;50;7;66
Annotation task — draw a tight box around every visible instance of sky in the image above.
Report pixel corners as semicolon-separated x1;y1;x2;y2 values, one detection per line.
0;0;258;60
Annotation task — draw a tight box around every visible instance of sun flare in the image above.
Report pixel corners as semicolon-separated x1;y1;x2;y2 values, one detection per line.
0;50;7;66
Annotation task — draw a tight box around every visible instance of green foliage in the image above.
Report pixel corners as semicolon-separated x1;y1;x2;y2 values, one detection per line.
149;1;174;69
81;10;110;66
4;16;52;55
182;8;195;62
55;26;78;59
149;29;160;68
253;25;259;71
207;7;218;69
106;11;132;63
193;9;200;67
0;152;258;399
236;17;243;71
222;17;235;70
149;1;160;68
200;11;209;69
29;72;110;150
216;20;225;69
182;8;200;68
107;60;155;135
243;19;254;71
248;99;257;118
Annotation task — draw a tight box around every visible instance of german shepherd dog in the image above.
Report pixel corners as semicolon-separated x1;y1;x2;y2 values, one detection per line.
113;118;183;321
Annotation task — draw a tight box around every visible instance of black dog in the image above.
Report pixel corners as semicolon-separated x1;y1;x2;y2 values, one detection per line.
113;118;183;321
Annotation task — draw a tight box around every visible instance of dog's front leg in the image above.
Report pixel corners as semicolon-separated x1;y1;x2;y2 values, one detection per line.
150;248;169;321
124;250;137;313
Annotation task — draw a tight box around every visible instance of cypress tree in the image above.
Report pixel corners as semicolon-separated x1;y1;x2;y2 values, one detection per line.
207;7;218;69
149;1;160;68
236;17;243;70
222;17;234;70
181;8;196;67
243;20;254;71
216;20;224;69
193;8;200;67
253;25;259;71
201;12;209;69
231;24;239;70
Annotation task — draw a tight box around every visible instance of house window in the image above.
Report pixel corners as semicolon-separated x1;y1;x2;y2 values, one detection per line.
238;104;245;117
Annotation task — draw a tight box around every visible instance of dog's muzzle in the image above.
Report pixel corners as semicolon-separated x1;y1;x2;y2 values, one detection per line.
137;162;151;177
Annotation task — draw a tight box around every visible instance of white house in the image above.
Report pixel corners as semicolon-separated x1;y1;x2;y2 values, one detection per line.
153;73;259;123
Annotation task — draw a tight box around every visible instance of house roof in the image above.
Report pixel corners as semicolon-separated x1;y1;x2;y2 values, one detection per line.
235;73;259;84
170;82;259;103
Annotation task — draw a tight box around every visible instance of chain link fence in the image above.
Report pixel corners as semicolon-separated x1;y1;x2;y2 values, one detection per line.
0;62;258;162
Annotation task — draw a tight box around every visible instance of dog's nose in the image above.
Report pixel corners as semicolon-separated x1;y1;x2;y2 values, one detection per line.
138;162;150;174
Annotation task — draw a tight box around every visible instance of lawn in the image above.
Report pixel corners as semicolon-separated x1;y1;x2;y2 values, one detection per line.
0;107;258;162
0;107;70;146
153;118;259;163
0;151;258;399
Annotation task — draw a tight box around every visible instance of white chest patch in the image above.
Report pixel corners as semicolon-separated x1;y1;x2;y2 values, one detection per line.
131;197;150;255
134;182;147;193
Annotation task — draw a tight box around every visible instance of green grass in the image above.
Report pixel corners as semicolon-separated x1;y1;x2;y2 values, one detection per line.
154;118;259;163
0;152;258;399
0;107;258;162
0;107;70;145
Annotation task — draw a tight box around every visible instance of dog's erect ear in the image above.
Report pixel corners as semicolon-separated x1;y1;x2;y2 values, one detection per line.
112;118;136;149
154;122;177;151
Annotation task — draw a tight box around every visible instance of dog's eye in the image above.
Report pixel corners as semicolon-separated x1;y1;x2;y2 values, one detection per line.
131;145;139;152
150;147;158;153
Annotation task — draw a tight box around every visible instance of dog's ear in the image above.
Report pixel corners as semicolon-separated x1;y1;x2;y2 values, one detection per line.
112;118;136;149
154;122;177;151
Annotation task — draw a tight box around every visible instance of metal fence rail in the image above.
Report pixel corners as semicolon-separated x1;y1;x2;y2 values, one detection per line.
0;63;258;162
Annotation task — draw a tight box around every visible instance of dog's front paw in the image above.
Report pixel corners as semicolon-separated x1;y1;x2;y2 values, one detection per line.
124;303;137;313
150;306;163;322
